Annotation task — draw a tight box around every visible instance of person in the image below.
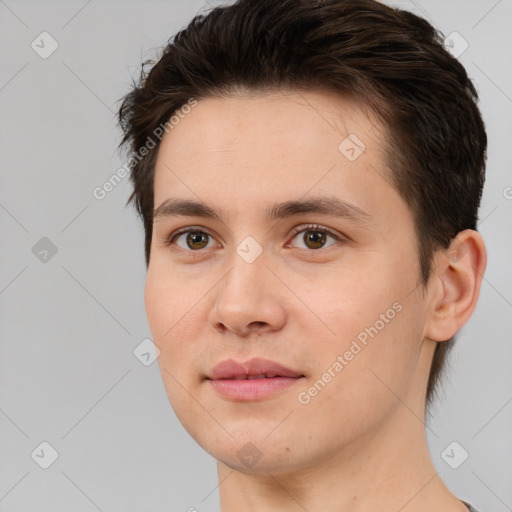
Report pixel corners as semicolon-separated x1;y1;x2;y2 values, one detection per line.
117;0;488;510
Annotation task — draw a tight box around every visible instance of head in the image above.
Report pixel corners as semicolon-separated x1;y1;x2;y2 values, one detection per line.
118;0;486;474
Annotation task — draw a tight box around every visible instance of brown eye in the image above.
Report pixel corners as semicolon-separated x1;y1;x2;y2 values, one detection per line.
303;229;327;249
187;231;208;249
168;229;216;251
288;225;340;251
185;231;210;250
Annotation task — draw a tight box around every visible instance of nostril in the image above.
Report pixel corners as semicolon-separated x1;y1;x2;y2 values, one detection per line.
250;321;267;328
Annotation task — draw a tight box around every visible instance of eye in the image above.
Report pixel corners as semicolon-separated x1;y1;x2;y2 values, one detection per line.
166;228;218;251
287;224;342;250
164;224;343;253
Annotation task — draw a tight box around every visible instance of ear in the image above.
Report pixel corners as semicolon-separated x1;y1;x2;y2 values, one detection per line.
425;229;487;342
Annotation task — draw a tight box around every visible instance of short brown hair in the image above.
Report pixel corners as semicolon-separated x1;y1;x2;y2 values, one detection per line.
117;0;487;405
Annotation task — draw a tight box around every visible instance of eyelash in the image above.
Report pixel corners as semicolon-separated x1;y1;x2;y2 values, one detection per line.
164;224;343;253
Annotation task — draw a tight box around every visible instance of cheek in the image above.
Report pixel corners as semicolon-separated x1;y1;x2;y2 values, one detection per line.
144;269;172;341
144;269;200;414
306;265;422;399
144;265;211;382
351;302;422;404
297;309;421;442
311;268;389;341
144;267;192;372
144;263;199;339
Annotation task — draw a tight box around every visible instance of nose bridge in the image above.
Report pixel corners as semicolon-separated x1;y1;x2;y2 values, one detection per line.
210;241;286;334
221;242;271;307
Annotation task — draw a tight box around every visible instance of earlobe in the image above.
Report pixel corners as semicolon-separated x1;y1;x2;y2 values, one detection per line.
425;229;487;342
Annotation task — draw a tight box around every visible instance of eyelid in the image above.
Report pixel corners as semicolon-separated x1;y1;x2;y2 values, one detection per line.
289;223;342;241
164;225;219;247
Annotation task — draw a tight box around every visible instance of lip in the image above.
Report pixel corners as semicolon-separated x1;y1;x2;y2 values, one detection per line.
205;357;305;401
207;357;304;379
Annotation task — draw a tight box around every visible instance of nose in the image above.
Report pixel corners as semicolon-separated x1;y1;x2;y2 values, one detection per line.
208;249;287;337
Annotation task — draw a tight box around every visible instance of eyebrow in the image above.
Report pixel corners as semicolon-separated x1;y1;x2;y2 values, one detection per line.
153;196;373;225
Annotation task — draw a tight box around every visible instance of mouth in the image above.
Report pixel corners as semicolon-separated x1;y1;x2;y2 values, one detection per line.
215;373;295;380
205;357;305;400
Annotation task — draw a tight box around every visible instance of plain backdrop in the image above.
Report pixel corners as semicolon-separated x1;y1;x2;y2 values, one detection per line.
0;0;511;511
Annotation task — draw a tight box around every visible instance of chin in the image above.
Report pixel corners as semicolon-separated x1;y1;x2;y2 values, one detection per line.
217;449;300;476
194;429;306;475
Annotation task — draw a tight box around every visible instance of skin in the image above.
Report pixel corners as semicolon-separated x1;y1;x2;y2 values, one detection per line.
145;90;486;512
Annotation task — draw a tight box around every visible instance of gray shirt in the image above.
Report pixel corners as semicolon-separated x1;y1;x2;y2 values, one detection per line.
462;500;481;512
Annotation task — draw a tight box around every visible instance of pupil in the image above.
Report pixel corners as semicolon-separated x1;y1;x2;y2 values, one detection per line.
305;230;326;249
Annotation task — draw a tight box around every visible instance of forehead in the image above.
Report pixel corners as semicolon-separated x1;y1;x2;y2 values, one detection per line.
156;89;386;163
152;89;399;224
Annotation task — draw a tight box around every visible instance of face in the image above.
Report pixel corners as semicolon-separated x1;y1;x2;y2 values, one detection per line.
145;90;434;474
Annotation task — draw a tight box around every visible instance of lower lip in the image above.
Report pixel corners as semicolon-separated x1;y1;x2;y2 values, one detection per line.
207;377;303;400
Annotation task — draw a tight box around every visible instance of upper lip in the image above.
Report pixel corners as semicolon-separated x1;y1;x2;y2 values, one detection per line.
206;357;304;380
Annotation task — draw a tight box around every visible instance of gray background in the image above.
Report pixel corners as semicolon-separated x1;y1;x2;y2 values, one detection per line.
0;0;511;511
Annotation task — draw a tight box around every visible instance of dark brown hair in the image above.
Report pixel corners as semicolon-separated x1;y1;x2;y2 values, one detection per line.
117;0;487;405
